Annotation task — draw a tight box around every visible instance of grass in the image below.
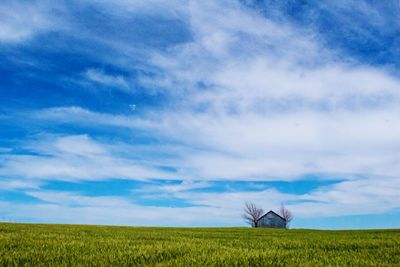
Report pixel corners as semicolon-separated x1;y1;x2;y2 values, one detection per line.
0;223;399;266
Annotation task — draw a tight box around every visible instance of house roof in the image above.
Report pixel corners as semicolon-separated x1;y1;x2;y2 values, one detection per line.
256;210;286;222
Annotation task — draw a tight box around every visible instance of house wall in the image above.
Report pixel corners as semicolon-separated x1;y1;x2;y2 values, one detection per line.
257;213;286;228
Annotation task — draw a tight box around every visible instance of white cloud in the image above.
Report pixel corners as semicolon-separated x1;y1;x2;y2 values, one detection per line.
31;106;400;181
291;177;400;217
0;135;176;182
317;0;400;35
122;0;400;184
0;179;40;190
0;0;187;43
0;1;64;43
83;69;131;92
135;177;400;218
136;180;212;194
0;191;238;226
142;1;400;110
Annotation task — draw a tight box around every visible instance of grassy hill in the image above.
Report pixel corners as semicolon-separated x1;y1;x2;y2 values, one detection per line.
0;223;399;266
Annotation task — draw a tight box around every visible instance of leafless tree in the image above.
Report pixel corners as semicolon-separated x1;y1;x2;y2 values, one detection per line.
242;202;264;227
279;204;293;228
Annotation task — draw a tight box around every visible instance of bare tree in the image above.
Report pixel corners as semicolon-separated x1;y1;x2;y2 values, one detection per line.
279;204;293;228
242;202;264;227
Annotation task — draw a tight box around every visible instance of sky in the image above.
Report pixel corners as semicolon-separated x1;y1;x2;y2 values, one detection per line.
0;0;400;229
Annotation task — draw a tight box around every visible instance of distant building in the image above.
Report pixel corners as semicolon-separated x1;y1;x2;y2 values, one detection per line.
256;210;286;228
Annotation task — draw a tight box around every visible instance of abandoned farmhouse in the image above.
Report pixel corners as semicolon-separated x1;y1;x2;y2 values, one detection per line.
256;210;287;228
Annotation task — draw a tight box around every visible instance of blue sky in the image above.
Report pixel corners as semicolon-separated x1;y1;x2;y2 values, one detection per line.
0;0;400;228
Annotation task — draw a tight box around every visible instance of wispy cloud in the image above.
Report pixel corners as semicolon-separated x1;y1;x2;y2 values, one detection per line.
27;104;400;181
0;191;237;226
0;179;40;190
83;68;131;92
0;1;64;43
136;180;212;194
0;135;176;182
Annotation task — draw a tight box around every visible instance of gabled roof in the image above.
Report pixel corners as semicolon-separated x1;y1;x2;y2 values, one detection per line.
256;210;286;222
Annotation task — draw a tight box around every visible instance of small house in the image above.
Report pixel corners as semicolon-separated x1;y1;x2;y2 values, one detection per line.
256;210;286;228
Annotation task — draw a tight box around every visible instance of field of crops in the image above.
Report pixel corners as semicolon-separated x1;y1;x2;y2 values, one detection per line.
0;223;399;266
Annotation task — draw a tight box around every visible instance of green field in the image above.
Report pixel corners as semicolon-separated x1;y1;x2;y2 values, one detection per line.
0;223;399;266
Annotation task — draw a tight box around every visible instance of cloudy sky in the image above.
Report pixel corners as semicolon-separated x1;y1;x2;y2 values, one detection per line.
1;0;399;229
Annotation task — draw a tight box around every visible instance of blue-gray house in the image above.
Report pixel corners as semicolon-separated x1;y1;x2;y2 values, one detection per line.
256;210;286;228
